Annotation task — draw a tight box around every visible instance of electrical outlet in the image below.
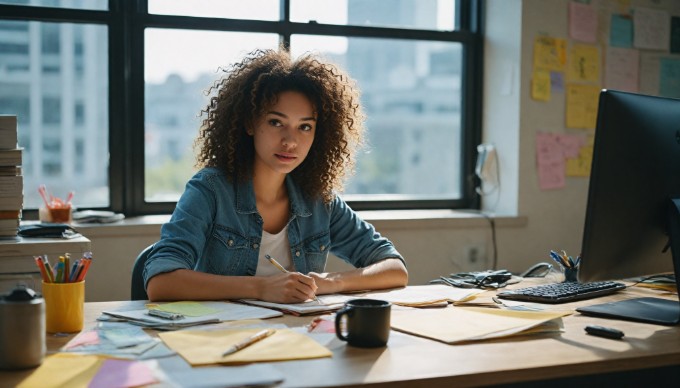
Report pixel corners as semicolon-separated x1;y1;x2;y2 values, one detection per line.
464;244;487;266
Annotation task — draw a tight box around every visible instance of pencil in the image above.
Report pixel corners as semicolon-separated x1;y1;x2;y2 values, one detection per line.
265;254;320;303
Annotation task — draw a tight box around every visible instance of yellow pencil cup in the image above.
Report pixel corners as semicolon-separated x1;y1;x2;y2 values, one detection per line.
42;281;84;333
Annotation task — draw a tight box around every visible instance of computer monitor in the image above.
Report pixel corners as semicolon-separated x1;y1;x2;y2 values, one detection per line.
576;90;680;325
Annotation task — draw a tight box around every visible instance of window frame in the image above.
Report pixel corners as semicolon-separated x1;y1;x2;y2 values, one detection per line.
0;0;484;216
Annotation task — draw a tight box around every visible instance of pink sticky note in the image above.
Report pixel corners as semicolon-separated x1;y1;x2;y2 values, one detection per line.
64;330;100;350
569;2;598;43
88;359;157;388
555;133;586;159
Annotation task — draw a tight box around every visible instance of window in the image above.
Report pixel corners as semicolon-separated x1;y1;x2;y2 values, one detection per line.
0;0;483;215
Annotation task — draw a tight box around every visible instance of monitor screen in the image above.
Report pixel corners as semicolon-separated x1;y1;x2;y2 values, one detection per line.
579;90;680;283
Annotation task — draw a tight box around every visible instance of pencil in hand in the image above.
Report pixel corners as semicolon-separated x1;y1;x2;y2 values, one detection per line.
265;254;320;303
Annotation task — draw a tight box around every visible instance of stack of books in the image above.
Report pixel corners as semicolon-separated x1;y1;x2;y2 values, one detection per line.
0;115;23;239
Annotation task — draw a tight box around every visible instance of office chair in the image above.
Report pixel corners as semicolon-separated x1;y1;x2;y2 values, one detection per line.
131;244;155;300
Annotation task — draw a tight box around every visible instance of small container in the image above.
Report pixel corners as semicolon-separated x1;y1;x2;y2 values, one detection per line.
39;206;73;224
43;280;85;333
0;285;46;370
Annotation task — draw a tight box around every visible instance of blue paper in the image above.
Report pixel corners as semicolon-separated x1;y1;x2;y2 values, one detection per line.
659;58;680;99
610;14;633;48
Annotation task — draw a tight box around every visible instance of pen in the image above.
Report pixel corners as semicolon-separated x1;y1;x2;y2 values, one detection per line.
549;250;569;268
222;328;276;357
265;254;320;303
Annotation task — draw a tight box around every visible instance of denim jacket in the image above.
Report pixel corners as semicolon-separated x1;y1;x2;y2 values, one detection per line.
143;167;404;288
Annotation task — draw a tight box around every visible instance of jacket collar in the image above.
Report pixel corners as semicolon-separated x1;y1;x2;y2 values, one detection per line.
235;175;312;218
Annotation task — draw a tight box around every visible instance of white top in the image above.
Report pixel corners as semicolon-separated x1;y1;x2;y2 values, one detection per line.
255;224;295;276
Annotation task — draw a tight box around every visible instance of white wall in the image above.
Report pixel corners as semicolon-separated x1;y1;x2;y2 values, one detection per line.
79;0;680;302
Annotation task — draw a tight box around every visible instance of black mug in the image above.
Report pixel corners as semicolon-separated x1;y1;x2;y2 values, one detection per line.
335;299;391;348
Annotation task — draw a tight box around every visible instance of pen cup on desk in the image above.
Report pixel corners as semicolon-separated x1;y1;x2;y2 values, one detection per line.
42;281;84;333
562;266;579;283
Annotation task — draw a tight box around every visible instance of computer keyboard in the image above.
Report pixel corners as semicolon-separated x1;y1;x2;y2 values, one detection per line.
496;281;627;304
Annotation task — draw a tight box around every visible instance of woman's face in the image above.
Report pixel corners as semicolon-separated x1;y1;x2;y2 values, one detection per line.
249;90;317;177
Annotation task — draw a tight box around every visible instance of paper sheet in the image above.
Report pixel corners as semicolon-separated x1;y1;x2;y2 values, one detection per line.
241;285;484;314
633;7;670;50
569;1;597;43
17;354;105;388
391;306;570;344
567;44;600;83
566;84;600;129
604;47;639;93
533;36;566;72
158;328;332;366
102;301;282;328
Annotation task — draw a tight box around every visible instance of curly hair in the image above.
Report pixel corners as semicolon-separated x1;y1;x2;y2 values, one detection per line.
195;48;365;204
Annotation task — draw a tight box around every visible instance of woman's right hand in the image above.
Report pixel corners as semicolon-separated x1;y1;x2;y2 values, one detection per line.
258;272;318;303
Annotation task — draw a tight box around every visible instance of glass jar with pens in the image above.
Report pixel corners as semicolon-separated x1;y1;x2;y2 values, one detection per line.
549;250;580;282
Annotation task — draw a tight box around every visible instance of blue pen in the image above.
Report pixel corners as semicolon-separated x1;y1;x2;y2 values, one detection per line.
549;250;569;268
69;259;80;282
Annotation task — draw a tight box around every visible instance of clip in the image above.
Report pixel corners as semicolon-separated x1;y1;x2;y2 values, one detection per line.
148;309;184;320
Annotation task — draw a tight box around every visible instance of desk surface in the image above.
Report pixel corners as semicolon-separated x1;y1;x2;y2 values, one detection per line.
1;281;679;387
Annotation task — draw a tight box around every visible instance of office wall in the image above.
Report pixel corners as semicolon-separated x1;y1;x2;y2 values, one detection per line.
484;0;680;274
80;0;680;302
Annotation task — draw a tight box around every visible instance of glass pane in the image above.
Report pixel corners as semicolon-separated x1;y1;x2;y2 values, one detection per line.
291;35;463;199
144;29;278;202
0;20;109;209
149;0;279;21
0;0;106;10
291;0;456;31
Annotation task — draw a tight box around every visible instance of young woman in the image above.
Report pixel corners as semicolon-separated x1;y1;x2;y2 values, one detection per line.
144;48;408;303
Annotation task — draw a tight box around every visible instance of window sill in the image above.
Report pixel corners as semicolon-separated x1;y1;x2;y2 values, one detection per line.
70;210;527;237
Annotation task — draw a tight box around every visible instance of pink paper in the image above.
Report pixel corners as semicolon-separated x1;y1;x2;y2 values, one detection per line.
569;2;598;43
536;132;566;190
88;359;157;388
64;330;100;349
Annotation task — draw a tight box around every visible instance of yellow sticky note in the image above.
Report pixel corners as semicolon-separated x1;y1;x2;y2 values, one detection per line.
567;44;600;83
146;301;221;317
534;36;567;71
159;328;332;366
566;84;601;129
18;354;104;388
566;145;593;177
532;70;552;101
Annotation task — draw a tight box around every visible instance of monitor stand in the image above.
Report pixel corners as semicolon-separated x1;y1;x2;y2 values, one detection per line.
576;199;680;325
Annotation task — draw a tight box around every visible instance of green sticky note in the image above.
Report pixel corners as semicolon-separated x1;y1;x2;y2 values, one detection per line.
156;301;221;317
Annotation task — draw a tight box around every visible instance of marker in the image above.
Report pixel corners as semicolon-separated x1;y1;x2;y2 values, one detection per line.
222;329;276;357
585;325;624;340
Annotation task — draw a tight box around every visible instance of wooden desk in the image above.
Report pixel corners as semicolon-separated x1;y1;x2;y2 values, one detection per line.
1;284;679;387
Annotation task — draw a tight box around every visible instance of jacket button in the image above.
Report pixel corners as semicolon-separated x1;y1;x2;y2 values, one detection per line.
320;245;326;251
227;239;234;246
295;251;301;257
253;243;259;249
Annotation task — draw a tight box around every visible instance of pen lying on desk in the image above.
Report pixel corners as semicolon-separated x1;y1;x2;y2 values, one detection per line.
222;328;276;357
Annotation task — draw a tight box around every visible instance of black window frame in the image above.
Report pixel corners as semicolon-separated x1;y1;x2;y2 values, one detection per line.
0;0;484;216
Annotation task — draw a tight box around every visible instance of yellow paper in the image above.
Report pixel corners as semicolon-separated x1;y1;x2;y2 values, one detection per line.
531;70;552;101
566;84;601;129
145;301;220;317
567;44;600;83
391;306;571;344
566;145;593;177
18;354;104;388
159;328;332;366
533;36;567;71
